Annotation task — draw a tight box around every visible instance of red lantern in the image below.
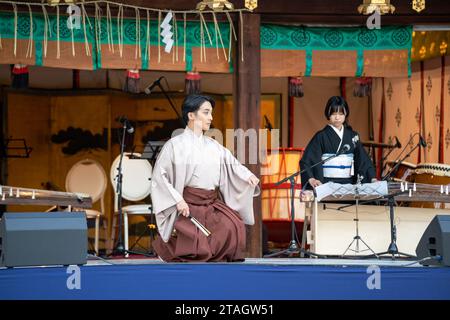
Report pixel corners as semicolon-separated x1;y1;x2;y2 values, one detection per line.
288;77;304;98
123;69;140;94
353;77;372;97
11;64;29;89
185;71;201;95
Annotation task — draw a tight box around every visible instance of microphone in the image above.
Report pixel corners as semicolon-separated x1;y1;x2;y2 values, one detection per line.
144;76;164;94
296;143;351;190
119;116;134;134
382;133;422;181
419;135;427;148
340;144;350;154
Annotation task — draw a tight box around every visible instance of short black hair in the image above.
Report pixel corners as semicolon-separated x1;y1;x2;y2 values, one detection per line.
324;96;350;120
181;94;215;125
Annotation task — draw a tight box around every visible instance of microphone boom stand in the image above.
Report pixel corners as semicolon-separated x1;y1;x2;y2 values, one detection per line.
364;143;421;260
113;122;127;256
383;141;421;181
148;79;185;127
112;122;154;258
264;150;349;258
382;134;419;180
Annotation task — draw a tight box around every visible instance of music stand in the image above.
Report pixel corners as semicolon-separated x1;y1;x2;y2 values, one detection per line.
335;185;416;260
143;141;166;166
1;138;32;158
341;176;377;257
129;141;165;165
316;181;389;258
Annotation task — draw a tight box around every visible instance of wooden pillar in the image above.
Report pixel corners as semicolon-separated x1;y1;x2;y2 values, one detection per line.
0;87;6;215
72;70;80;89
233;13;262;258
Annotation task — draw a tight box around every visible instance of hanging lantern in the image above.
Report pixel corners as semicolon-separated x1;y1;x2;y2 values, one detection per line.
245;0;258;11
358;0;395;15
440;41;448;55
353;77;373;97
123;69;140;94
185;71;202;95
47;0;78;5
196;0;234;11
412;0;426;13
288;77;304;98
11;64;29;89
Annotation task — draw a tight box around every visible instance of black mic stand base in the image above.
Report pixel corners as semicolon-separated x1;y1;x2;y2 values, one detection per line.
363;195;417;260
364;251;416;260
263;240;319;259
111;242;125;256
364;246;416;260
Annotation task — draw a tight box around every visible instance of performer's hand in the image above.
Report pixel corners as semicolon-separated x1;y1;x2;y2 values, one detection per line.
176;199;190;217
248;175;259;186
371;178;378;183
308;178;322;188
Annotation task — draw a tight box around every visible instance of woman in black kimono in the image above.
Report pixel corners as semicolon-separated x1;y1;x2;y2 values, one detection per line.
300;96;376;189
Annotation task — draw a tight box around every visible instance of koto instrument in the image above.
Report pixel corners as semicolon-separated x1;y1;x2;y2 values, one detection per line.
0;185;92;208
315;181;450;204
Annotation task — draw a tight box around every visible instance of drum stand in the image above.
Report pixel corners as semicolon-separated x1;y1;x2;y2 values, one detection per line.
342;179;377;257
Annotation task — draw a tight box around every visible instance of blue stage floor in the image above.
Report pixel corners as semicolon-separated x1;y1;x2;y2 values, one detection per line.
1;258;449;300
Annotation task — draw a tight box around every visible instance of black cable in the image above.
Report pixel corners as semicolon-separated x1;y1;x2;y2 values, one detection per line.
399;255;442;267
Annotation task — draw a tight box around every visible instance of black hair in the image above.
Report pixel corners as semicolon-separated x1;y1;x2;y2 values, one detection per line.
324;96;350;120
181;94;215;125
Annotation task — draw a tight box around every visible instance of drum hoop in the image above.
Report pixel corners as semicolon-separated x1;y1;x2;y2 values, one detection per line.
415;163;450;177
110;152;153;200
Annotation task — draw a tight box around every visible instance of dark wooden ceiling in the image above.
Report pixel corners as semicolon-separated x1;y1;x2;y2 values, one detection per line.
2;0;450;25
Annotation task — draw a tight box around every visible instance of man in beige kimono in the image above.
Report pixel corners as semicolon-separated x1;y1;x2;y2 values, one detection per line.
151;95;260;262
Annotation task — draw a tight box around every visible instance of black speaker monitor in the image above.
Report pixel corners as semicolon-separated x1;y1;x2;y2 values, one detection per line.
0;212;88;267
415;215;450;266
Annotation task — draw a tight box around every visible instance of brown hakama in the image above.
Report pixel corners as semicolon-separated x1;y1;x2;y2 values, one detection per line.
153;186;246;262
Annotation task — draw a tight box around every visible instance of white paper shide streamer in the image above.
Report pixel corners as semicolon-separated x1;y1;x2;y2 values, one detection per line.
160;11;174;53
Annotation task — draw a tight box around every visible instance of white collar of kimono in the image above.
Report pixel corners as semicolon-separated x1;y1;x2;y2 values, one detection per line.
328;124;344;153
328;124;344;140
184;126;204;141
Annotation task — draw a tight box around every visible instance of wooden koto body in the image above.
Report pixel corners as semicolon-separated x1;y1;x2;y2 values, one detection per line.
0;185;92;208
